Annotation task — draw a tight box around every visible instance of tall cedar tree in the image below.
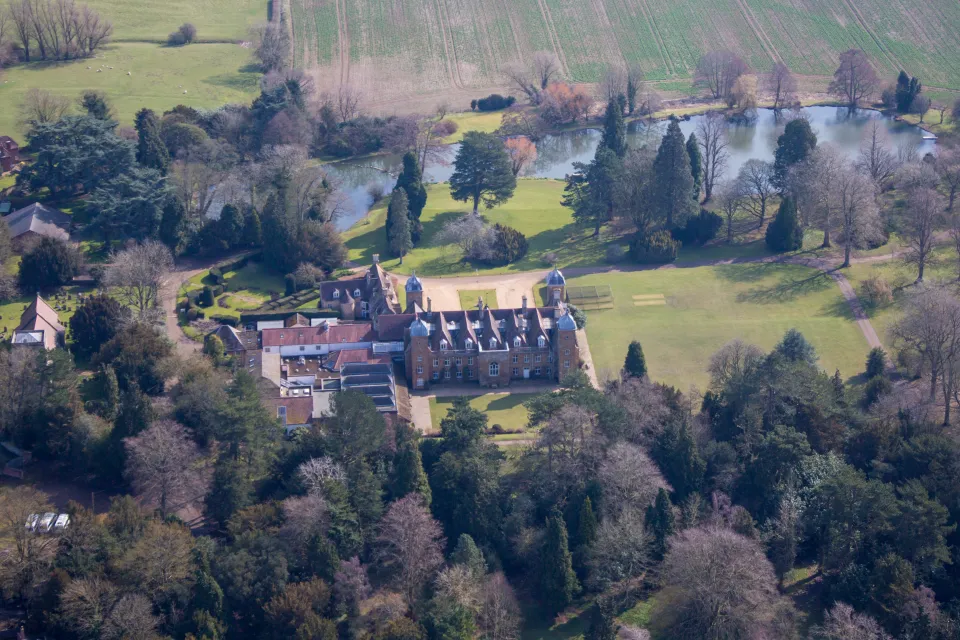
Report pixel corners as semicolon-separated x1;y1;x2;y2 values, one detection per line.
576;496;598;548
600;98;627;157
386;189;413;263
562;146;622;237
540;509;580;614
624;340;648;378
686;133;703;199
646;487;675;559
391;439;431;505
134;109;170;174
764;195;803;251
653;119;696;228
772;119;817;191
449;132;517;215
395;151;427;243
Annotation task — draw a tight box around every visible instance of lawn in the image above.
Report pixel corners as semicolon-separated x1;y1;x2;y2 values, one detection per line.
343;180;622;277
458;289;498;310
428;393;533;434
574;262;872;390
85;0;264;42
442;111;505;143
0;42;260;137
181;261;284;320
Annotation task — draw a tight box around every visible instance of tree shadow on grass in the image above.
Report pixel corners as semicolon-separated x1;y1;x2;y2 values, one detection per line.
733;270;833;304
486;394;529;412
203;72;260;92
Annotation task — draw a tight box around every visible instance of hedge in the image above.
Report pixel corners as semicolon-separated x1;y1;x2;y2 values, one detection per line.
210;314;239;327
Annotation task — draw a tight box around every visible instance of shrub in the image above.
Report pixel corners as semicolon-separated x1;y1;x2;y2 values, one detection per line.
475;94;516;112
208;267;224;285
200;286;215;307
367;182;385;204
865;347;887;379
488;224;528;265
18;237;81;291
489;424;504;435
213;285;224;297
470;99;478;111
605;244;627;264
859;276;893;308
167;31;186;46
567;303;587;329
630;230;679;264
186;308;199;321
863;374;892;408
672;209;723;246
543;252;559;265
433;119;458;137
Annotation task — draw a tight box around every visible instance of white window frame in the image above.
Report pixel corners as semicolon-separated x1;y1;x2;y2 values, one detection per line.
465;338;473;349
512;368;519;376
433;371;439;380
333;290;340;299
513;336;521;347
564;360;570;368
440;339;448;351
535;367;542;376
489;337;497;349
489;362;499;376
416;365;423;374
537;335;545;347
354;289;361;298
512;354;518;364
535;354;541;363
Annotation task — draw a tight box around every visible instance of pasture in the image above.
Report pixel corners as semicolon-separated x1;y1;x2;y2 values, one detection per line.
572;262;872;390
84;0;264;42
291;0;960;102
0;42;260;137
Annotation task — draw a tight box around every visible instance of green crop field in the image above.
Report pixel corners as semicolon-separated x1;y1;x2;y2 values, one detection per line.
291;0;960;101
573;262;872;390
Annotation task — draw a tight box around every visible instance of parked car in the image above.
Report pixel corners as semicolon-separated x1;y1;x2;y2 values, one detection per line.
39;512;56;533
53;514;70;531
24;513;39;532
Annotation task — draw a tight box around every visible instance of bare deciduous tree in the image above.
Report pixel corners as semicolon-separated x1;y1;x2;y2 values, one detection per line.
892;285;960;424
297;456;346;494
58;577;117;637
694;51;748;102
170;139;238;218
18;87;71;126
764;62;797;111
792;146;844;247
104;241;173;320
434;214;496;261
708;339;764;390
115;520;194;591
834;162;882;267
335;84;363;122
716;179;746;242
600;65;627;101
280;493;328;549
479;572;522;640
903;187;945;282
652;527;789;640
603;376;670;446
101;593;159;640
124;419;206;518
0;486;57;601
828;49;879;108
936;146;960;211
533;51;562;89
6;0;110;63
736;159;775;227
434;564;482;615
696;112;729;201
598;442;670;518
250;21;289;72
375;494;445;608
810;602;892;640
857;120;899;187
504;137;537;176
503;62;541;105
587;509;650;602
334;556;371;617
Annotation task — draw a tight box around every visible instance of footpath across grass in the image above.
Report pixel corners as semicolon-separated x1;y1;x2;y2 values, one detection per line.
575;262;872;390
0;42;260;136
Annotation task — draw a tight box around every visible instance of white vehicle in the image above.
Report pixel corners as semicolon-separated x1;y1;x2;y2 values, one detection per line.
25;514;39;532
39;513;56;533
53;514;70;531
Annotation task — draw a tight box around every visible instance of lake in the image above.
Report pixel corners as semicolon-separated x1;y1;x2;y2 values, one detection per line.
329;106;936;230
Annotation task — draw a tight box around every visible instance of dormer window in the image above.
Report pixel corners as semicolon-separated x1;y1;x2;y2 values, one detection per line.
354;289;361;298
513;336;521;347
537;335;545;348
333;290;340;299
465;338;474;349
440;339;448;351
489;337;497;349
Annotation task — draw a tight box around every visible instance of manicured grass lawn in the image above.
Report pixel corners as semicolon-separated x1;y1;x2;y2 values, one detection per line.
182;261;283;319
575;263;872;390
86;0;264;41
442;111;504;143
0;42;260;137
428;393;532;434
458;289;497;310
344;180;621;277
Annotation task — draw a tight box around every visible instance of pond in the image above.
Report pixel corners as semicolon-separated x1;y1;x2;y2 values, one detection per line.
328;106;936;230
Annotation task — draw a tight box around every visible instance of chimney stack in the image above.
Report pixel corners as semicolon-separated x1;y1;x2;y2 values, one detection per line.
521;295;528;311
427;297;432;313
372;254;379;264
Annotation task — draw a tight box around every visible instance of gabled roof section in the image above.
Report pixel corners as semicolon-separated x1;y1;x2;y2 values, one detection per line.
15;295;63;350
5;203;71;240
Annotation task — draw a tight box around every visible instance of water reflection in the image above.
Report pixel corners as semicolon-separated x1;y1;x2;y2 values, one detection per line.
328;106;934;231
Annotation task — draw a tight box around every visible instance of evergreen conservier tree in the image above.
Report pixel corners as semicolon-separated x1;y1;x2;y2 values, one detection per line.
765;195;803;252
386;189;413;264
540;509;580;614
449;132;516;215
653;119;696;228
600;98;626;157
624;340;648;378
395;152;427;243
135;108;170;174
686;132;703;200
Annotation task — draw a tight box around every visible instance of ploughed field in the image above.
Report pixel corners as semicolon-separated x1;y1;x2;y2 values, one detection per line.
292;0;960;99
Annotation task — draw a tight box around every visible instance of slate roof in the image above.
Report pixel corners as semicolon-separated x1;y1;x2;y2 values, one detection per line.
545;268;566;286
5;203;71;241
15;295;64;350
261;322;375;347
